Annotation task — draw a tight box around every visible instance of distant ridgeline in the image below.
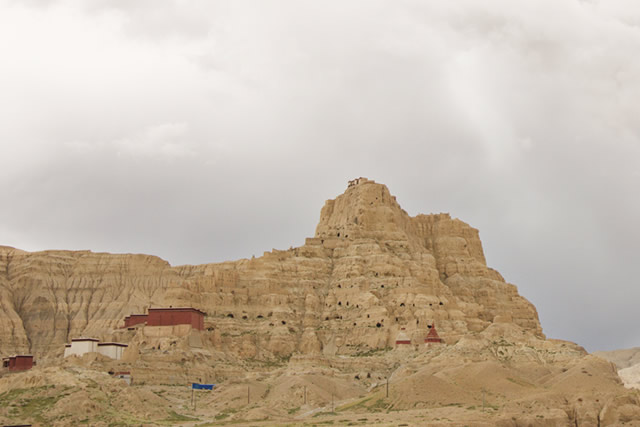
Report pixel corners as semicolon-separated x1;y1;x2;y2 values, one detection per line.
0;178;542;359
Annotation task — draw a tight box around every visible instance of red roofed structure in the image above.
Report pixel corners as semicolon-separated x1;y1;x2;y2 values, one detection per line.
425;323;443;344
123;307;205;330
148;308;205;330
2;355;34;371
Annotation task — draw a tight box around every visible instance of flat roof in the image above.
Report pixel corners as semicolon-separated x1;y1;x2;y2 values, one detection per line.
97;342;128;347
148;307;206;315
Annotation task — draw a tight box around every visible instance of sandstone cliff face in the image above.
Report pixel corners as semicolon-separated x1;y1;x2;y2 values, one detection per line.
0;247;175;357
3;179;640;426
0;179;542;360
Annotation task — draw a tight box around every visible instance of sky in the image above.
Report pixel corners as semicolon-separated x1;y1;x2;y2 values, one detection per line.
1;0;639;352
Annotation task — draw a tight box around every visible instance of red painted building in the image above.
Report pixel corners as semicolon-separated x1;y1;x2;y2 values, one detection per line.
425;323;443;344
123;307;206;330
147;308;205;330
3;355;34;371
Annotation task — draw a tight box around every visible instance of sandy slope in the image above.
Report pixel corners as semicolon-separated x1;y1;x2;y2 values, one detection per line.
2;322;640;426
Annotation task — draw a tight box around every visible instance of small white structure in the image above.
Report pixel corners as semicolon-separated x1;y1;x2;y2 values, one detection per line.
395;328;412;349
64;338;127;360
97;342;127;360
64;338;99;357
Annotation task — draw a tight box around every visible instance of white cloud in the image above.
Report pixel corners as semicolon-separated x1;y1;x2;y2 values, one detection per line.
112;122;194;158
1;0;640;351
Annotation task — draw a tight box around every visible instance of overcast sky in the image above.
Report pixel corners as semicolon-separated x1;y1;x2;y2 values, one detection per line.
1;0;639;352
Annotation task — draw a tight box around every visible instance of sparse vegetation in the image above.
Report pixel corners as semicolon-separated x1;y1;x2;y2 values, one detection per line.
313;411;338;417
163;410;199;422
337;396;373;411
368;398;388;412
353;347;391;357
214;407;239;420
0;386;65;424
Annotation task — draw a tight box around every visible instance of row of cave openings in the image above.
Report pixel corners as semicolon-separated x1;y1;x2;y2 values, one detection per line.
220;296;445;329
224;312;290;328
330;300;444;308
323;314;437;329
215;313;437;331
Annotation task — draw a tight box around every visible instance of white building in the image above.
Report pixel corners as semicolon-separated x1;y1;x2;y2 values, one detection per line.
395;328;412;346
64;338;127;360
97;342;127;360
64;338;99;357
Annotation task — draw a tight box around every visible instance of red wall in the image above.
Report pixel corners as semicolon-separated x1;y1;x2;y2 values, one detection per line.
147;309;204;330
8;356;33;371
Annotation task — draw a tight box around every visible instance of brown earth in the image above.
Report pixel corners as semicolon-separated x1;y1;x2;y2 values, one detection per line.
0;178;639;426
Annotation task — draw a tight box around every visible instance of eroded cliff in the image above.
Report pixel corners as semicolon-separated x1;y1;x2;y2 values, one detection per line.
0;178;541;360
2;179;640;426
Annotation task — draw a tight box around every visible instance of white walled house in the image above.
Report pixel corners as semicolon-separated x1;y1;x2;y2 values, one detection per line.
64;338;127;360
97;342;127;360
64;338;99;357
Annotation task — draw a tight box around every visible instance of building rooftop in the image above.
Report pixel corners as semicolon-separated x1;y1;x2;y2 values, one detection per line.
148;307;206;315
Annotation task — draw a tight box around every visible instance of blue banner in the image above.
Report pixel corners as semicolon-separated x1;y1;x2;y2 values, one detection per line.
192;383;215;390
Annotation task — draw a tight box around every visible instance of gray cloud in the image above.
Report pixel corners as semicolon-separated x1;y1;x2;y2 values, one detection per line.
1;0;639;352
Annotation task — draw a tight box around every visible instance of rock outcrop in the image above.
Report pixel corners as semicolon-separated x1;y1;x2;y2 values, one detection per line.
1;178;639;426
0;247;175;357
0;179;541;360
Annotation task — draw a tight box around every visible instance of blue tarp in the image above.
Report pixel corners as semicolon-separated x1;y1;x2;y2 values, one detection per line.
192;383;215;390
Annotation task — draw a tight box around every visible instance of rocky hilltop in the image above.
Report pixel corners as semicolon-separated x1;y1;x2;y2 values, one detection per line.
2;178;639;426
1;178;540;360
